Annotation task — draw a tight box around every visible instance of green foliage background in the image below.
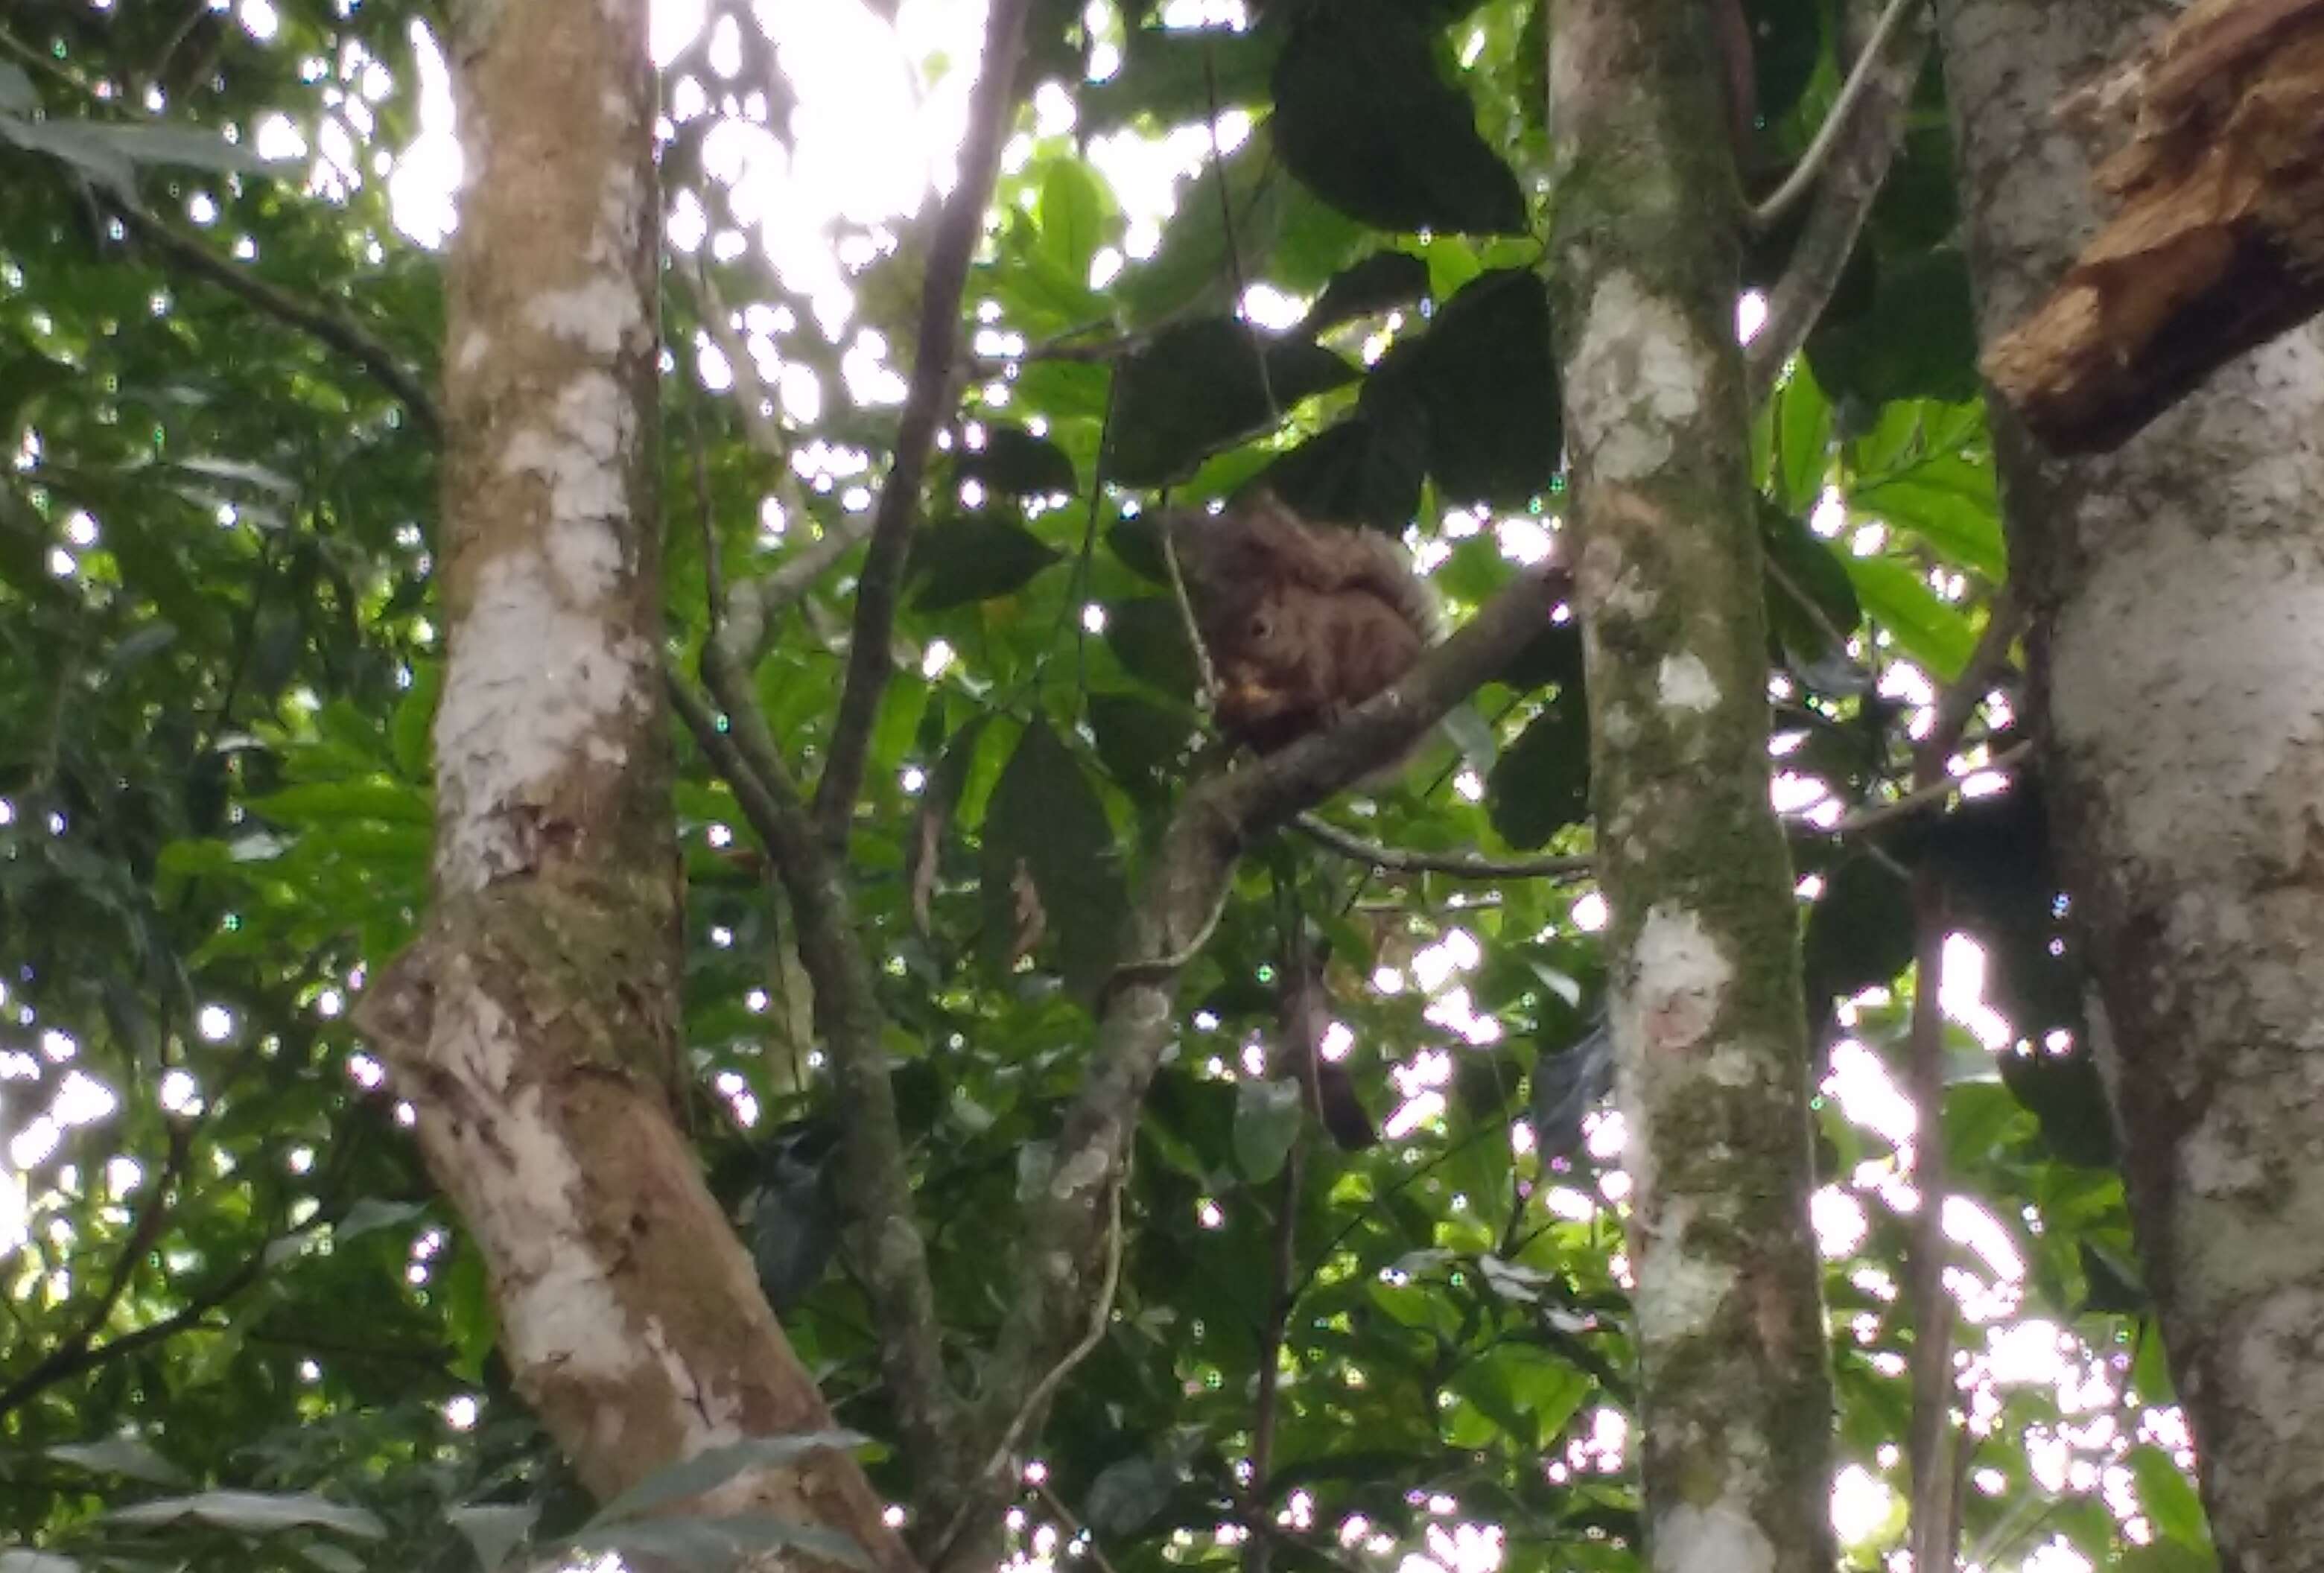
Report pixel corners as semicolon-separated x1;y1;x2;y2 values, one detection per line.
0;2;2197;1571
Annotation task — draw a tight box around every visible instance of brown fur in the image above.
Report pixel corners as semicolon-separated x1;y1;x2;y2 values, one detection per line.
1168;493;1439;754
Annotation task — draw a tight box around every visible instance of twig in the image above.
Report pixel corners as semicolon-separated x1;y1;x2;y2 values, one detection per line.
941;571;1564;1569
715;517;878;675
1744;0;1929;403
1916;592;2023;784
1294;815;1593;880
686;398;723;635
1159;510;1220;701
1243;1145;1304;1573
1902;595;2019;1572
813;0;1035;843
1902;858;1956;1571
0;1123;191;1416
1295;739;2029;880
1822;740;2029;839
110;203;440;438
930;1166;1126;1571
1202;34;1277;425
1748;0;1927;234
1033;1478;1123;1573
667;667;963;1497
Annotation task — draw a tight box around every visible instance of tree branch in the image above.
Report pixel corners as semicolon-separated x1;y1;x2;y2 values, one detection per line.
1744;0;1931;404
668;664;962;1501
939;568;1566;1573
0;1122;191;1416
110;201;441;439
1294;735;2029;881
1901;594;2016;1573
1294;815;1594;880
812;0;1034;843
1748;0;1928;234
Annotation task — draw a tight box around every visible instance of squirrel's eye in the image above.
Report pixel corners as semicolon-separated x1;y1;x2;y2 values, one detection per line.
1248;612;1271;638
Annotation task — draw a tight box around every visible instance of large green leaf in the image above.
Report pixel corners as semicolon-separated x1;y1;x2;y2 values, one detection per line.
1270;0;1527;236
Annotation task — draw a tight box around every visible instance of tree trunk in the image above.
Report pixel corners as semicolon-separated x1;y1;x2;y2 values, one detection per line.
352;2;912;1564
1940;1;2324;1563
1546;6;1835;1572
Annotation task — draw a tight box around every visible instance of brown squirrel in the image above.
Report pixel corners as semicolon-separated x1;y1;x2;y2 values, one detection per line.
1166;492;1441;755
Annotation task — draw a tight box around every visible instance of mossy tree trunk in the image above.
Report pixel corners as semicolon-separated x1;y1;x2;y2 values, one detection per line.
1941;1;2324;1562
1546;5;1835;1572
351;2;912;1563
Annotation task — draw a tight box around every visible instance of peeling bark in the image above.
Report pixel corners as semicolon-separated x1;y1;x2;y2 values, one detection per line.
1546;6;1834;1572
351;4;912;1565
1940;0;2324;1562
1984;0;2324;452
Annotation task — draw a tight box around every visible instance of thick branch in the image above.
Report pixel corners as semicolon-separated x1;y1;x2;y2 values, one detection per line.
1984;0;2324;451
812;0;1034;842
673;662;962;1501
1746;0;1931;404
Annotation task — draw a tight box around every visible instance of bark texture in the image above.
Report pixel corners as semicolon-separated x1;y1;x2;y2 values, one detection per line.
351;4;912;1565
1940;1;2324;1563
1983;0;2324;452
1546;7;1834;1572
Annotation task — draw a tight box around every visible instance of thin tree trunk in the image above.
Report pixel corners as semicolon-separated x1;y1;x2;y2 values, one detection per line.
1546;6;1835;1572
352;3;912;1563
1940;1;2324;1563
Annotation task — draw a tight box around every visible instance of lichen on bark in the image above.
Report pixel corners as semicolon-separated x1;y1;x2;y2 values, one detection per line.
1942;0;2324;1560
1546;4;1835;1571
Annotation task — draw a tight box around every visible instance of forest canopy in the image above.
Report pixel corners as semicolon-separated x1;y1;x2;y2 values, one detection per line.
0;2;2258;1573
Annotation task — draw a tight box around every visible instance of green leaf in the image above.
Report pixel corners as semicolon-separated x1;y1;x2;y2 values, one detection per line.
1088;690;1193;800
2127;1445;2212;1552
954;425;1079;499
1104;317;1358;487
1760;499;1862;684
1083;1455;1182;1537
1102;597;1198;702
1851;453;2005;579
247;781;432;826
1368;268;1559;506
1486;696;1588;849
909;514;1063;611
1298;250;1431;337
1259;404;1428;533
391;663;441;781
1806;247;1981;410
106;1491;386;1539
571;1514;871;1571
1271;0;1528;236
46;1437;188;1487
1801;854;1914;1006
1079;24;1280;136
979;719;1128;998
448;1504;540;1573
1117;136;1285;329
1234;1077;1303;1182
589;1432;870;1526
1037;159;1110;281
1772;358;1832;511
1842;556;1975;679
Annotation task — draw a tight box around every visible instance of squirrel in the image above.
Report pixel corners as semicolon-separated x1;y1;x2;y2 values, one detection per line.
1166;492;1441;756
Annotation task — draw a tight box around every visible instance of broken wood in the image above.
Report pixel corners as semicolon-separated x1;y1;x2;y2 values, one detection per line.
1983;0;2324;453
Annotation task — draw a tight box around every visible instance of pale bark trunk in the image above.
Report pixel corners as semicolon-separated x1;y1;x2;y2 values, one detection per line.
1940;1;2324;1564
352;3;912;1564
1547;6;1835;1572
